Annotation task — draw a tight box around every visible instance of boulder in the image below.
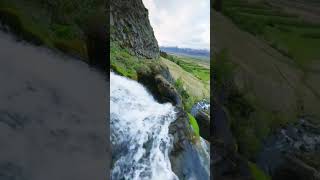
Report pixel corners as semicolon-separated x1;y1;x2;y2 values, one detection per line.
169;107;193;152
169;107;210;180
155;75;182;107
195;110;210;140
136;65;179;106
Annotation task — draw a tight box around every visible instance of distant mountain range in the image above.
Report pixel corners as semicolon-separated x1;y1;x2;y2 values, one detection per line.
160;46;210;59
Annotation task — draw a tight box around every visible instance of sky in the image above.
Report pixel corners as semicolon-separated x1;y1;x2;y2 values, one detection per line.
142;0;210;50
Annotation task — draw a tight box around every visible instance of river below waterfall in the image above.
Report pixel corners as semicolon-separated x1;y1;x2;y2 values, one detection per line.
110;72;179;180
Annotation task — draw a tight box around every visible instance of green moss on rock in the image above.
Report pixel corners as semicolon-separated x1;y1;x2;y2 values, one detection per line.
110;41;163;80
248;161;271;180
0;8;46;45
188;113;200;137
53;39;87;59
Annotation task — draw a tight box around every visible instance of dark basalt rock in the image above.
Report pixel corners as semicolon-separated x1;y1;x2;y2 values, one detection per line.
169;107;210;179
136;65;178;106
195;110;210;140
257;119;320;180
272;155;320;180
169;107;193;152
212;139;252;180
191;101;210;140
211;91;252;180
155;75;182;107
110;0;159;59
82;11;108;70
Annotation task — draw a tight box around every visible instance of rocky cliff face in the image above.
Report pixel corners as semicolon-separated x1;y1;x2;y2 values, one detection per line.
110;0;159;59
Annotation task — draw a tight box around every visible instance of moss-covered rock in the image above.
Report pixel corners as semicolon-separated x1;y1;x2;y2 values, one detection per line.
0;1;106;68
0;8;45;45
188;113;200;137
248;161;271;180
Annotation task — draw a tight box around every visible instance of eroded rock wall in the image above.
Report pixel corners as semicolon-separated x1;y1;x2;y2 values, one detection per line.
110;0;159;59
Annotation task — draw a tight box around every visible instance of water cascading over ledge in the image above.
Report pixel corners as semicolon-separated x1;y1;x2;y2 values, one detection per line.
110;72;178;180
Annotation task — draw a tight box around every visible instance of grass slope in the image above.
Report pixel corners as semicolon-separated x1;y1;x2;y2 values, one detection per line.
213;9;320;159
222;0;320;71
161;57;209;99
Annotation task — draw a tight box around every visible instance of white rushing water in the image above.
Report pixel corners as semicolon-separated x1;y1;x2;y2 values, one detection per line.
110;72;179;180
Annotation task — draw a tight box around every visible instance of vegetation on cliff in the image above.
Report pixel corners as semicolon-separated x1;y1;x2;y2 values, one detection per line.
188;113;200;137
0;0;106;63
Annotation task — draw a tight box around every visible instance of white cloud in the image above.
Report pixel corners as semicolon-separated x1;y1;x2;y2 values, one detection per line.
142;0;210;50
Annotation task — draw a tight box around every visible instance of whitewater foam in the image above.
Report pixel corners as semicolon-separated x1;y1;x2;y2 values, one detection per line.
110;72;178;180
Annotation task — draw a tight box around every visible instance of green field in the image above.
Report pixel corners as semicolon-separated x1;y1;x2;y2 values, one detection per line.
222;0;320;70
164;54;210;84
161;53;210;112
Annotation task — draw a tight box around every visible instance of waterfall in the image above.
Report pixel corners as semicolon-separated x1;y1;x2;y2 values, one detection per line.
110;72;179;180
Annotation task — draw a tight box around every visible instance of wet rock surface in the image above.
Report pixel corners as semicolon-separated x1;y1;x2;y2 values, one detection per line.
135;62;209;179
136;65;178;106
257;119;320;180
155;75;182;107
169;107;210;180
191;101;210;140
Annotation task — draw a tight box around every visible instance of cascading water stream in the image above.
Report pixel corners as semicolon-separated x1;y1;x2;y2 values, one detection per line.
110;72;179;180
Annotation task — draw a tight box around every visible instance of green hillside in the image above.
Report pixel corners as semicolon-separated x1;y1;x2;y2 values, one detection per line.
213;1;320;160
